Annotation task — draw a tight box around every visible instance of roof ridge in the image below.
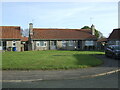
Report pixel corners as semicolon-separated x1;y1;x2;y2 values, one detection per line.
0;26;20;28
33;28;91;30
33;28;80;30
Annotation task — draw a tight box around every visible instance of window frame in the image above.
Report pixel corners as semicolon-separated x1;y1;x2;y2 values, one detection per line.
36;41;40;47
85;40;94;46
62;40;66;47
68;40;74;46
40;41;47;47
0;41;2;46
51;41;56;46
12;41;16;47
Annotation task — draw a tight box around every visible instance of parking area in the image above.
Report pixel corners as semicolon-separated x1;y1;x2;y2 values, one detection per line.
95;54;119;67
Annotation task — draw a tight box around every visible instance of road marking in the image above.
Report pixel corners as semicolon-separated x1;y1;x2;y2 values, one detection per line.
1;69;120;82
1;79;43;82
80;69;120;78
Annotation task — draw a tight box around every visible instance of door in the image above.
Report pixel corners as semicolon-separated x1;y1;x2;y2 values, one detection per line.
78;40;81;49
3;41;6;50
50;41;56;50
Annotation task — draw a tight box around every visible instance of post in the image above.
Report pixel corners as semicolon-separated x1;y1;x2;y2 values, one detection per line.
28;23;33;51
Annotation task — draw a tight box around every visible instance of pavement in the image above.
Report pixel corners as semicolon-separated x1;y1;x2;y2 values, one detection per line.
2;55;120;82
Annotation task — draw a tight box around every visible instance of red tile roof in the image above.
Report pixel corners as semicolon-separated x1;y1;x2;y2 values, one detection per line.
0;26;21;39
97;38;107;42
32;28;97;40
21;37;28;41
108;28;120;40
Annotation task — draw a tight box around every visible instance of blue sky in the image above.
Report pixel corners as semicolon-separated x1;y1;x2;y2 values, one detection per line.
1;1;119;37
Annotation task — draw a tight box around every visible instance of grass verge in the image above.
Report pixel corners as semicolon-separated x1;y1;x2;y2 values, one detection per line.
2;51;104;70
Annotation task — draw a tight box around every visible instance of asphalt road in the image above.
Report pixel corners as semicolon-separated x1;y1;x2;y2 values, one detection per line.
2;72;119;88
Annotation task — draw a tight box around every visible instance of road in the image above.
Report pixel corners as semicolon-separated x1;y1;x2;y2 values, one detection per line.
2;72;119;88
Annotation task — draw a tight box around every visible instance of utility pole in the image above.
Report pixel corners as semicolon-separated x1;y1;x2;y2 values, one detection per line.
90;17;93;25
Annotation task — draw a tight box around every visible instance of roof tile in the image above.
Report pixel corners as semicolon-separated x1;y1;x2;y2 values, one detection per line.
32;28;97;40
0;26;21;39
108;28;120;40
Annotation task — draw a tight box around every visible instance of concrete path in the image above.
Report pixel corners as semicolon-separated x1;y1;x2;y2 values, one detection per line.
2;55;120;82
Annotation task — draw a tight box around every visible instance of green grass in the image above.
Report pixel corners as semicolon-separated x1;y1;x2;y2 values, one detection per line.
2;50;105;70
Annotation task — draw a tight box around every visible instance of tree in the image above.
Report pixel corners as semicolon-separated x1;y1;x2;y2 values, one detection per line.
81;26;90;29
81;26;103;38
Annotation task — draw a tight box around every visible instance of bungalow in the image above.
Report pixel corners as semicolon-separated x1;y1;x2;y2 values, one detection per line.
108;28;120;45
0;26;22;51
28;23;97;51
97;38;107;50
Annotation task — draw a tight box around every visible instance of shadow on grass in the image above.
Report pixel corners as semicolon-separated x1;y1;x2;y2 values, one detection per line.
73;53;119;68
73;54;104;67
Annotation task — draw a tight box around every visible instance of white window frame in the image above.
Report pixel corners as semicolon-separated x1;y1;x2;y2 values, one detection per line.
62;40;66;47
36;41;40;47
68;40;74;46
12;41;16;47
0;41;2;50
85;40;94;46
40;41;47;47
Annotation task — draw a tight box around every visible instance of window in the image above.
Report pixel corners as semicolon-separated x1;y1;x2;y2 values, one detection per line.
51;41;56;46
85;41;94;46
54;41;56;46
116;41;120;45
68;41;74;46
40;41;47;47
0;41;2;46
12;41;16;47
36;41;47;47
36;41;40;47
62;40;66;47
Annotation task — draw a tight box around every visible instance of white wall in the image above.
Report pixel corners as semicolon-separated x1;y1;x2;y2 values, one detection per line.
0;47;2;50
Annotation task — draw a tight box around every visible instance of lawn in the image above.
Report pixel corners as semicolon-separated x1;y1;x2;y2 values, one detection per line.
2;51;105;70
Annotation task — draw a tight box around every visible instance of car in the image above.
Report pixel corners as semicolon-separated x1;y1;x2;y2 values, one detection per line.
105;45;120;59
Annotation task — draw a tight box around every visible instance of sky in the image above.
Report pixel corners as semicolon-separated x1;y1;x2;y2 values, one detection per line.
1;0;119;37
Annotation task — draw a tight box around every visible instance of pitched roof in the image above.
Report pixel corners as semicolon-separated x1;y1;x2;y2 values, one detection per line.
21;37;28;41
97;38;107;42
0;26;21;39
32;28;97;40
108;28;120;40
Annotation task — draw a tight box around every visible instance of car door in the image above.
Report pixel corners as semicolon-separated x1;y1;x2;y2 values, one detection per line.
106;46;112;56
108;46;114;56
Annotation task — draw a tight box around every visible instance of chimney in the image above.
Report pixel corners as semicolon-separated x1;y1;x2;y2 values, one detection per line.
29;23;33;36
91;24;95;35
28;23;33;51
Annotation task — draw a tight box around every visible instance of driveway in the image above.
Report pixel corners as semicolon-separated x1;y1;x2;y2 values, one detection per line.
2;55;120;82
